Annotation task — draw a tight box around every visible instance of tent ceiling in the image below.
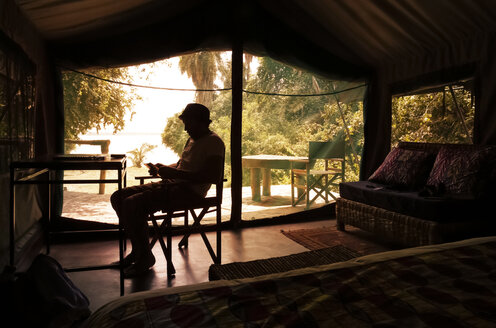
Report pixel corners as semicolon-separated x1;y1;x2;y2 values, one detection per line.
259;0;496;67
14;0;496;73
16;0;159;39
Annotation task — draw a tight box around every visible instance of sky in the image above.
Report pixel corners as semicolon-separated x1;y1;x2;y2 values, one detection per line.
89;57;195;135
74;58;196;164
73;54;259;164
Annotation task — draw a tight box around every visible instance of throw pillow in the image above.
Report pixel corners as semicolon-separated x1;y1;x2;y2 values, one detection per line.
368;147;435;189
426;146;495;196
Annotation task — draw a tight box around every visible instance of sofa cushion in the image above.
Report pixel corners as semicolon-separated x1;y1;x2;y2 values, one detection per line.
339;181;489;223
426;146;496;197
368;147;435;189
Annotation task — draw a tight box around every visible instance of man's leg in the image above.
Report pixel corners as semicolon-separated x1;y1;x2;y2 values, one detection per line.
110;182;163;267
114;182;168;276
120;192;155;274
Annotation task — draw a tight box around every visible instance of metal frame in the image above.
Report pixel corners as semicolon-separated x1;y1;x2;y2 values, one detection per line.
9;155;127;296
137;176;225;278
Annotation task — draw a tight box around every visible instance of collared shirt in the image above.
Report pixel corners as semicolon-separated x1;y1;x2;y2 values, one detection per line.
176;131;225;196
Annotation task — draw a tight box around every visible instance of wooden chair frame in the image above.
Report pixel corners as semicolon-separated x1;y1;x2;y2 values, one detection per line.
136;175;225;277
291;139;345;209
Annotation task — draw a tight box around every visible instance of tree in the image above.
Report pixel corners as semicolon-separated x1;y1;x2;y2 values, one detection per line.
163;53;255;185
392;84;474;145
62;67;140;147
163;52;229;160
163;53;366;186
239;57;365;184
178;52;222;108
161;52;225;161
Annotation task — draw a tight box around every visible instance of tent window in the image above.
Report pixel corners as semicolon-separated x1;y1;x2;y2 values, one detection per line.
391;79;474;145
241;55;366;220
59;52;366;224
60;54;232;225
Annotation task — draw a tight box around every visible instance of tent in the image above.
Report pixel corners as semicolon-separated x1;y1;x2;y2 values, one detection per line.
2;0;496;263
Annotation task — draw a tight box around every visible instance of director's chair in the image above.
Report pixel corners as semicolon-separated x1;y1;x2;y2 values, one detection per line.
136;173;225;277
291;136;345;209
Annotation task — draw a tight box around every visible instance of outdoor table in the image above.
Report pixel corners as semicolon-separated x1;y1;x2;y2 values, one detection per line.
242;155;307;201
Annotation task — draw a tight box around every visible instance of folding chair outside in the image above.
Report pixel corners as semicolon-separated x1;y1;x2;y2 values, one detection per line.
291;136;345;209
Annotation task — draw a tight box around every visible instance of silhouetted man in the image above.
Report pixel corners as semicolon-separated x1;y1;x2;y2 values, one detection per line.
111;103;225;277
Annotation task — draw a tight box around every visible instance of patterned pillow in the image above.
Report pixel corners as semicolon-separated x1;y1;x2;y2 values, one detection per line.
426;146;495;196
368;147;435;189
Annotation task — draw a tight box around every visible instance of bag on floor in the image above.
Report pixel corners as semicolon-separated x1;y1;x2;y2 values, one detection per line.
1;254;91;327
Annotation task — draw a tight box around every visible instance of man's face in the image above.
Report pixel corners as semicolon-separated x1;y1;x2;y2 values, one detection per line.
182;117;205;140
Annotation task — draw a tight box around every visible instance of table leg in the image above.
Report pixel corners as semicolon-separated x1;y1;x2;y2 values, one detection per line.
262;168;271;196
250;168;261;201
99;170;106;194
9;166;15;265
118;168;124;296
47;171;52;254
297;175;305;199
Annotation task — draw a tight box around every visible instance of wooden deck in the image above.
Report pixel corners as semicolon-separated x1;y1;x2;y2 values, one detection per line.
62;184;337;225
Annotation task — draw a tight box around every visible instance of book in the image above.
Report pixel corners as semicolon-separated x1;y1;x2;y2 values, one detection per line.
53;154;106;161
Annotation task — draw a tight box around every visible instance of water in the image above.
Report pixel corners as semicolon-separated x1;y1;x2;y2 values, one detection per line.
69;58;197;166
72;132;180;166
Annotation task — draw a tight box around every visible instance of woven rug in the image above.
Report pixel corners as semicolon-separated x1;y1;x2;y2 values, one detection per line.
281;224;401;255
208;245;360;280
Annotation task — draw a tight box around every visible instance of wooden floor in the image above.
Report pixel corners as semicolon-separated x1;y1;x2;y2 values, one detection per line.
46;218;394;313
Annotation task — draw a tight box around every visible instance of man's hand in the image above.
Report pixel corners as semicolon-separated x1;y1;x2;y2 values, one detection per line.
158;165;179;179
145;163;160;176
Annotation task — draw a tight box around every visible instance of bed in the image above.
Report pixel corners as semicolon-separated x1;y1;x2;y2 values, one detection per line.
83;236;496;327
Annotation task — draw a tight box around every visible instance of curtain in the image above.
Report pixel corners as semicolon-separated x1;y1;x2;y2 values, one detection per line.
0;30;41;265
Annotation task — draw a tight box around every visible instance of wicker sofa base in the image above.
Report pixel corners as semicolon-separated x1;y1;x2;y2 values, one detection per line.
336;198;493;247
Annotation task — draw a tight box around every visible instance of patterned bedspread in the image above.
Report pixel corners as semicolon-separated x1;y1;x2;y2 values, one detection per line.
85;239;496;327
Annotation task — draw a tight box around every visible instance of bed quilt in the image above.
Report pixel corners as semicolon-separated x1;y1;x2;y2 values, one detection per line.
86;240;496;327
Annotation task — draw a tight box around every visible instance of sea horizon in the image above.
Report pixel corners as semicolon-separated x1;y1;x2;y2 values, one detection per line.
72;131;180;165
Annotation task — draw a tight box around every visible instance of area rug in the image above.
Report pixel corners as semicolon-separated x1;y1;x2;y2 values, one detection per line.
281;223;403;255
208;244;360;280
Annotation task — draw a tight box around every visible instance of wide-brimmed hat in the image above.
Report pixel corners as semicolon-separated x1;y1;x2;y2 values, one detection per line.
179;103;212;123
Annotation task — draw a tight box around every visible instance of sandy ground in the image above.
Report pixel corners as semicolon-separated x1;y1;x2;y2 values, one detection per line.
62;184;334;225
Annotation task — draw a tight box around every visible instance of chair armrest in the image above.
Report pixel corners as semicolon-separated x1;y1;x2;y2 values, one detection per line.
290;159;310;171
135;176;227;186
135;175;160;185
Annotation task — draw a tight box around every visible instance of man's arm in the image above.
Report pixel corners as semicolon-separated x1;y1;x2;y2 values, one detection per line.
146;162;177;176
158;155;223;183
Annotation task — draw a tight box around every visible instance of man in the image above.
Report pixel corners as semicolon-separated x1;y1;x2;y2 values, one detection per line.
110;103;225;277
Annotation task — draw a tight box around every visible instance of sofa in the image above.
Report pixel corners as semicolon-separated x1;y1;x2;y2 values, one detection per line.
337;141;496;246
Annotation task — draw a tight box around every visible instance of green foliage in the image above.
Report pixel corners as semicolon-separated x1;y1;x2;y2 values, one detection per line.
238;57;365;185
178;52;223;108
392;85;474;145
163;55;366;188
161;112;190;155
128;143;157;168
63;67;140;151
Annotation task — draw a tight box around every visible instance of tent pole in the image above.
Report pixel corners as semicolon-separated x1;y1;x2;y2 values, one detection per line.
331;84;360;166
230;42;243;226
448;85;472;143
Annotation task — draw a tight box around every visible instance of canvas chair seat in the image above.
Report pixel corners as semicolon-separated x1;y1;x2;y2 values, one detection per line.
291;135;345;209
292;167;342;176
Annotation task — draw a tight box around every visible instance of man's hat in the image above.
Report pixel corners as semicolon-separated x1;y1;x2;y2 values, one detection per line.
179;103;211;123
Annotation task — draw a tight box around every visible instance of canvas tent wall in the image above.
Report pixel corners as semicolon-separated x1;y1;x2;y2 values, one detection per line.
2;0;496;266
11;0;496;173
